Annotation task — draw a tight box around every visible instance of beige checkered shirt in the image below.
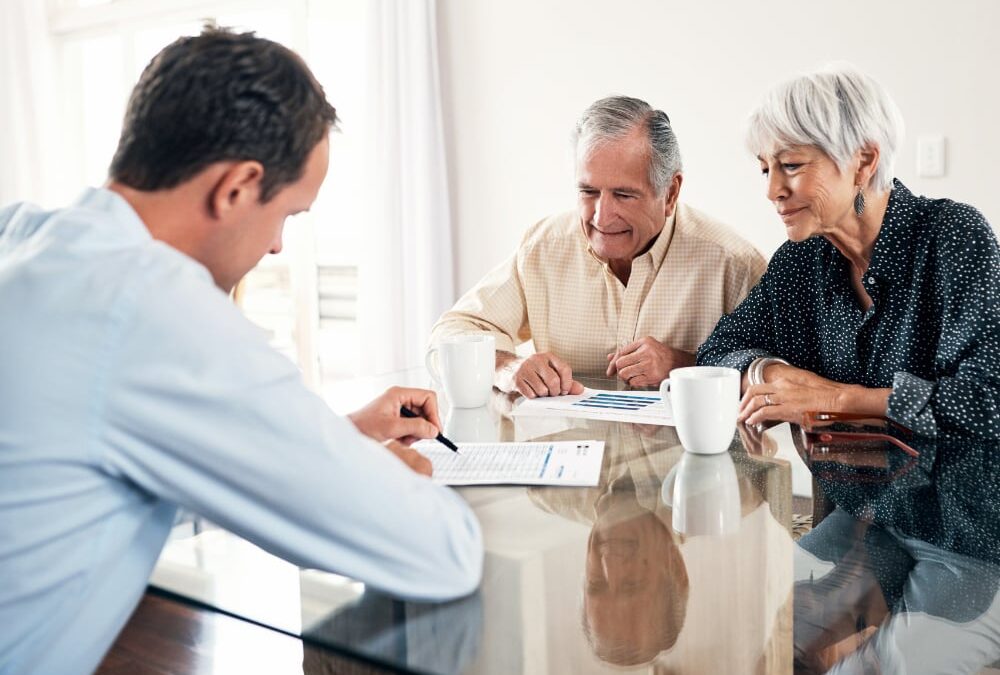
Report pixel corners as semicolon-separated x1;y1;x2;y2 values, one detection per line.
430;204;767;378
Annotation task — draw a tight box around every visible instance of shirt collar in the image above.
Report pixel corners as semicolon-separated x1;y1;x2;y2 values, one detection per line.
867;179;917;284
73;187;216;286
585;208;678;274
73;187;154;244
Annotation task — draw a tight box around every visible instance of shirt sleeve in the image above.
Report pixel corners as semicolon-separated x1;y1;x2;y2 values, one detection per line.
886;207;1000;438
428;250;530;356
696;263;777;373
100;265;483;601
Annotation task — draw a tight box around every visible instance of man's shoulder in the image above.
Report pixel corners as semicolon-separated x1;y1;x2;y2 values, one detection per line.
509;211;589;269
519;210;581;252
673;203;763;261
0;200;58;243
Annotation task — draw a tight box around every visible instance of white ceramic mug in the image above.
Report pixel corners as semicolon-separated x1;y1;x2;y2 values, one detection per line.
662;452;740;536
660;366;740;454
426;334;496;408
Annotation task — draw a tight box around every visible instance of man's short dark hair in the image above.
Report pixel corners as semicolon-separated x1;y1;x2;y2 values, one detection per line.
110;27;338;202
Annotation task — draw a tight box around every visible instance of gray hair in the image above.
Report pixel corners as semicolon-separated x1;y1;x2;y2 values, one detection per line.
746;64;905;192
572;95;682;195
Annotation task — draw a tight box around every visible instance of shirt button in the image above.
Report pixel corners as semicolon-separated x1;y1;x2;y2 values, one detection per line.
867;276;875;284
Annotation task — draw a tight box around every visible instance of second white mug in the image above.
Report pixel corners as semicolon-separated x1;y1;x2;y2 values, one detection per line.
660;366;740;454
427;334;496;408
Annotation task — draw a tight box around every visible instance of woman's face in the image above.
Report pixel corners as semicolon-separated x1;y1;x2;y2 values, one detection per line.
758;145;856;242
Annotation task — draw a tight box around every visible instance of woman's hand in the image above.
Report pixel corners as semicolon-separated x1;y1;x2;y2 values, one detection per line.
739;364;889;426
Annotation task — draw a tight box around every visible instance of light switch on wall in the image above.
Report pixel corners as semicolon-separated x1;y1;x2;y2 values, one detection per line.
917;134;946;177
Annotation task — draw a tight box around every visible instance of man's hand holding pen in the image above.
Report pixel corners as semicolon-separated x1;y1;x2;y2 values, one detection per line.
348;387;460;476
348;386;444;446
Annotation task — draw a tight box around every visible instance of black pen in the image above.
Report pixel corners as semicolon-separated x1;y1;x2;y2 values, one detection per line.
399;406;460;453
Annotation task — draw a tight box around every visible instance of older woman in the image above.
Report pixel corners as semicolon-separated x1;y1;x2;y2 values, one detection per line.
697;65;1000;438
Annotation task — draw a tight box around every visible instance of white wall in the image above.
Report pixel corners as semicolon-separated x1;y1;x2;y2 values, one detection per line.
438;0;1000;293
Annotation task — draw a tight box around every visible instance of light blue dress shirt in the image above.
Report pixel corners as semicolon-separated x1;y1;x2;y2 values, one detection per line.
0;188;483;675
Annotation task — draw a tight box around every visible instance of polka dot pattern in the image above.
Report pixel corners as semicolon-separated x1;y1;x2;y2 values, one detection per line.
697;180;1000;438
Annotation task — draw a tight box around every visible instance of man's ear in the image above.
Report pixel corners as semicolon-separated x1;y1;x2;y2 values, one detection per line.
663;172;683;219
207;160;265;219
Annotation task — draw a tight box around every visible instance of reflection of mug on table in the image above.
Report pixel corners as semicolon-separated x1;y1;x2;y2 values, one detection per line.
445;406;498;443
426;334;496;408
662;452;740;536
660;366;740;455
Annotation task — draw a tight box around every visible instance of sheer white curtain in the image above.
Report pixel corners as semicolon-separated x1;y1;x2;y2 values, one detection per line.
358;0;455;375
0;0;58;208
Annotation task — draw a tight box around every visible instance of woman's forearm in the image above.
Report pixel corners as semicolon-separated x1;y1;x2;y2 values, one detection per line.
839;385;891;416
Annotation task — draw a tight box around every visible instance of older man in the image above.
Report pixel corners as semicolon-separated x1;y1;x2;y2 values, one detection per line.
430;96;766;398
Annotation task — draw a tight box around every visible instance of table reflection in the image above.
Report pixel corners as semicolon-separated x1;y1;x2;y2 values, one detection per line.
147;366;1000;674
151;384;796;674
793;435;1000;674
303;590;483;675
527;422;793;673
663;452;741;537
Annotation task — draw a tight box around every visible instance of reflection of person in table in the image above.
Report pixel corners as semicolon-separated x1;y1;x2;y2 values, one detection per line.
697;64;1000;438
795;510;1000;674
793;437;1000;673
528;423;792;671
584;471;689;666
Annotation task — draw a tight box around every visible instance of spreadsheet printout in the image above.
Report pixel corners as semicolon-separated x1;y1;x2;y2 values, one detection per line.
414;440;606;486
510;388;673;426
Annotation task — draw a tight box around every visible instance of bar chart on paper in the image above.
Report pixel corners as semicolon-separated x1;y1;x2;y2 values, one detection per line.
415;440;606;486
510;388;673;425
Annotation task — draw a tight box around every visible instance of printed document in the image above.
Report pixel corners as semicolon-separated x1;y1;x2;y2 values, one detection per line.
510;388;673;426
414;440;606;486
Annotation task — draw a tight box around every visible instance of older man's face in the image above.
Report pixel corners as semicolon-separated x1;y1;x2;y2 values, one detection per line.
576;128;679;268
584;504;687;665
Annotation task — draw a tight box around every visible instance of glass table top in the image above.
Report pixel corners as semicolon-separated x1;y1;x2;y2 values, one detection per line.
149;379;1000;674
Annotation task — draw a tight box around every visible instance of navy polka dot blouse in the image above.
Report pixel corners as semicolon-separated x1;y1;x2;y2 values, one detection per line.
697;180;1000;438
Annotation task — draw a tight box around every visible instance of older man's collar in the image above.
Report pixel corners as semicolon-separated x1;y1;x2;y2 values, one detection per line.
646;208;678;275
585;209;678;271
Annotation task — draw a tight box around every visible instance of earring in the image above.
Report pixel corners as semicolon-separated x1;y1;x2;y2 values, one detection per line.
853;186;866;216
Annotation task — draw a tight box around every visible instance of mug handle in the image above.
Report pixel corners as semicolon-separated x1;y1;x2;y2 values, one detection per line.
425;347;442;385
658;378;674;419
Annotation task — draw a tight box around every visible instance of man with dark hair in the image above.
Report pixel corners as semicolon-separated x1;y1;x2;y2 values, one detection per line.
109;29;335;202
0;28;482;675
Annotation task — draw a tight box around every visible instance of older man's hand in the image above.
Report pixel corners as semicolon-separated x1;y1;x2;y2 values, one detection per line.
497;352;585;399
607;337;694;388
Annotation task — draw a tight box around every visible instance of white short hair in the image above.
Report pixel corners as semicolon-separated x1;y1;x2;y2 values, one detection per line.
746;64;905;192
572;95;682;195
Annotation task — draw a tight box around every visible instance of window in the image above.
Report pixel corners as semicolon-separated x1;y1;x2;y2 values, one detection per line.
45;0;373;390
